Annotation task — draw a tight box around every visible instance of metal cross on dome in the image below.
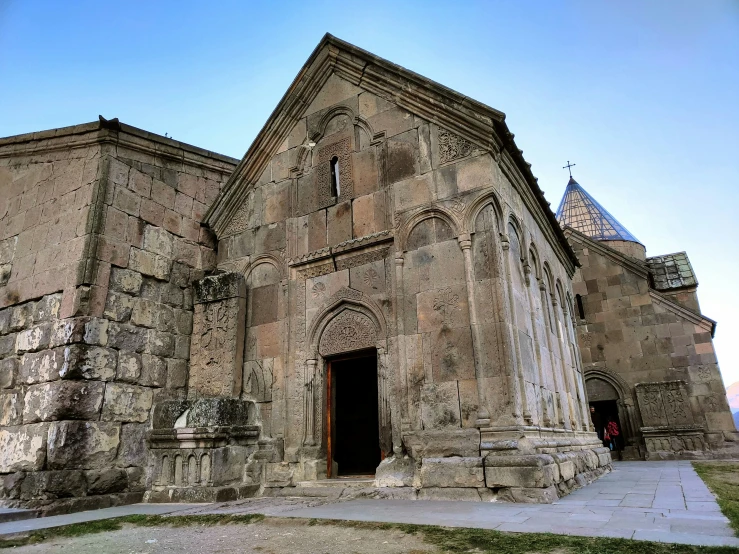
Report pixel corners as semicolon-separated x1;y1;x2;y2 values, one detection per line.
563;160;576;177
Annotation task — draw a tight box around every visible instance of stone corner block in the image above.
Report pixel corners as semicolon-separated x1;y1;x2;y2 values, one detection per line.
420;456;484;488
193;272;246;304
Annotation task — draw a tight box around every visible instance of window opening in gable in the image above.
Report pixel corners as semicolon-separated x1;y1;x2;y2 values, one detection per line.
330;156;341;198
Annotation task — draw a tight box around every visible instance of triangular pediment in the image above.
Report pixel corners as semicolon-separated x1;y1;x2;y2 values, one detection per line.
206;34;575;267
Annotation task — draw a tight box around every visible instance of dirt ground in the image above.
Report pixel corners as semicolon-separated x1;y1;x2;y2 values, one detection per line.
10;518;439;554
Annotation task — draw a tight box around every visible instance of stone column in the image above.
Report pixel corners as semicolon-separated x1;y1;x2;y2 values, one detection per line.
303;358;317;446
563;302;589;430
500;234;530;424
523;263;552;427
393;252;411;436
458;234;491;427
553;296;580;430
189;272;247;399
540;282;568;429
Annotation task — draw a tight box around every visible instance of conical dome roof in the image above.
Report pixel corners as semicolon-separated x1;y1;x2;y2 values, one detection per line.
555;177;640;242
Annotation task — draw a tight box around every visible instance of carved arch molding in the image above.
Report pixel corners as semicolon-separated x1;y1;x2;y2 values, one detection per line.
318;309;377;357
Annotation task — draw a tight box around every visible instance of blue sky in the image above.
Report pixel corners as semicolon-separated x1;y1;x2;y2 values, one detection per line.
1;1;738;385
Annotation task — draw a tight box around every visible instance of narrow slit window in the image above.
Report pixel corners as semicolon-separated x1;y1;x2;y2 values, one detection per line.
330;156;340;197
576;294;585;319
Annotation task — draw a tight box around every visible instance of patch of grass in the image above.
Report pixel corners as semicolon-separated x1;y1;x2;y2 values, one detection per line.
308;518;739;554
694;461;739;535
2;511;737;553
0;512;264;549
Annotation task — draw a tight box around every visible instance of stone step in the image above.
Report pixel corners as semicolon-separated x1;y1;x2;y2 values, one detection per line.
0;508;40;524
296;478;376;489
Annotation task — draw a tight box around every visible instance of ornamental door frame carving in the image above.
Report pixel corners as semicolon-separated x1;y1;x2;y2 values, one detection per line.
302;287;390;451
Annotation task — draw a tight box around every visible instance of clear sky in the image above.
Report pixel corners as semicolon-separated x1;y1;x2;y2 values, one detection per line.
1;1;738;385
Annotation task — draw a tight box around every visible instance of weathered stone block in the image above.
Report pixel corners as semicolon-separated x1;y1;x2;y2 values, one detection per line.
20;470;87;499
498;485;559;504
211;446;249;486
0;424;49;472
143;226;174;258
404;429;480;458
416;487;482;502
420;457;484;488
104;291;135;322
47;421;120;470
141;354;166;387
0;334;17;358
60;344;117;381
193;272;246;304
19;349;62;384
0;356;17;388
145;330;174;357
484;454;558;489
117;423;149;468
0;391;23;426
15;324;52;353
86;468;129;494
23;381;105;423
110;268;143;295
83;318;109;346
116;351;142;383
420;382;462;429
107;323;146;352
375;456;415;487
102;383;153;423
129;248;171;281
166;358;187;389
265;462;296;487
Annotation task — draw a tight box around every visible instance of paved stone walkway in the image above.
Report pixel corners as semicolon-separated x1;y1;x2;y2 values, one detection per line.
278;461;738;547
0;461;735;547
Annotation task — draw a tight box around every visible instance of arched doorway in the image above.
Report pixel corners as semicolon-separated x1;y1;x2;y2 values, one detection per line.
305;287;392;478
585;370;642;460
326;349;382;477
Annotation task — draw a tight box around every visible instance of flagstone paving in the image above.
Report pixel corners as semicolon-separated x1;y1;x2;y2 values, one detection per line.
1;461;735;547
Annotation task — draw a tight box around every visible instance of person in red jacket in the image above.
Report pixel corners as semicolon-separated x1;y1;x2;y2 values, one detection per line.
604;416;620;452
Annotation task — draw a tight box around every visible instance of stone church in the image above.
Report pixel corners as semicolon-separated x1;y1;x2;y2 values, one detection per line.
0;35;733;514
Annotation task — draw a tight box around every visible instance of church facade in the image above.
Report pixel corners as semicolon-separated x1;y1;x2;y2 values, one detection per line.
0;35;730;514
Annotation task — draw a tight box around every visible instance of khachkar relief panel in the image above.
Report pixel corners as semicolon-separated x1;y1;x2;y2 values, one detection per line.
189;273;247;398
438;128;474;164
636;381;696;428
319;310;377;357
316;137;354;207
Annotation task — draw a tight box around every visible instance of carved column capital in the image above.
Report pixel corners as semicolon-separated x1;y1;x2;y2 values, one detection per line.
394;252;405;266
457;233;472;250
500;233;510;251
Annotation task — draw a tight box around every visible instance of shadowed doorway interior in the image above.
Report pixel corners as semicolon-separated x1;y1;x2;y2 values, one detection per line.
327;350;381;477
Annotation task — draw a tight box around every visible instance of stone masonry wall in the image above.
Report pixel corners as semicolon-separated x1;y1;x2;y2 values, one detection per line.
0;122;237;513
570;232;737;458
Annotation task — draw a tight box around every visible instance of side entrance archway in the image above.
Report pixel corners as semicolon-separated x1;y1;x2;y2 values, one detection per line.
585;369;643;460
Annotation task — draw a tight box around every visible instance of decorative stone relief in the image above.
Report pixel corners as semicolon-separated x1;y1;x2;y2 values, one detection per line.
636;381;695;428
189;273;246;398
297;262;335;281
335;247;390;271
319;310;377;357
316;137;354;207
244;359;273;402
363;267;381;289
438;129;473;164
311;282;326;299
222;192;255;238
433;287;460;325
